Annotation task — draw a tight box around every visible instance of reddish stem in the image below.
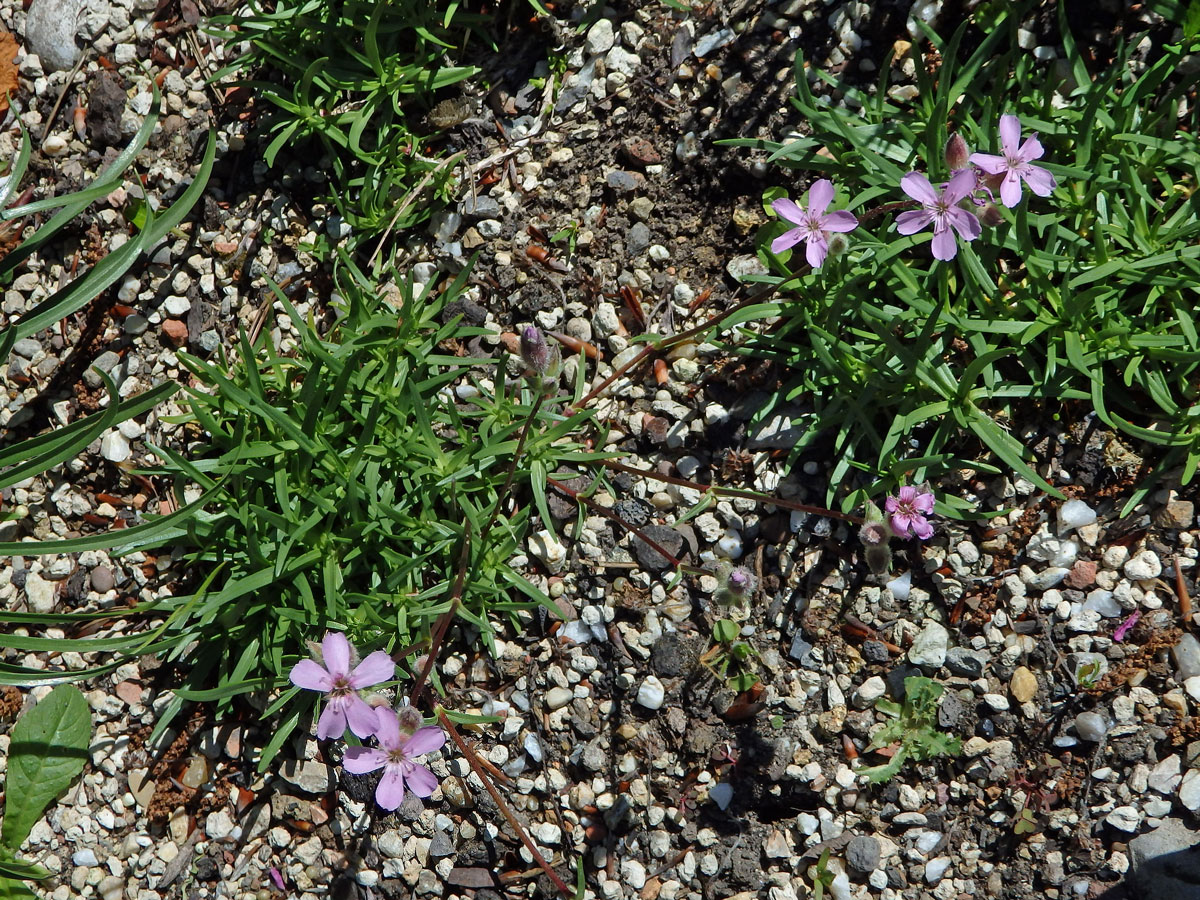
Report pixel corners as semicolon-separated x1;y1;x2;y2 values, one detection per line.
438;709;574;898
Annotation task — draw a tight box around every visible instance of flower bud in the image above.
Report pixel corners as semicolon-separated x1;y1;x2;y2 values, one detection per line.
980;203;1004;227
520;325;561;380
715;563;756;604
826;233;850;258
396;705;424;736
944;133;970;171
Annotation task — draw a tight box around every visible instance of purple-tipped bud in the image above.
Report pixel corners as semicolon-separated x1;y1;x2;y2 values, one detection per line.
521;326;551;374
726;566;756;597
980;203;1004;227
396;705;424;736
944;133;970;171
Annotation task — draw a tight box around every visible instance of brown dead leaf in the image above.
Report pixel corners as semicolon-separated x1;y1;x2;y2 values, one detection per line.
0;32;19;114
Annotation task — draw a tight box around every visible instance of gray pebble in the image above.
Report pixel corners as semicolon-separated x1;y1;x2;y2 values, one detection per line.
846;835;881;873
944;647;987;679
90;567;115;593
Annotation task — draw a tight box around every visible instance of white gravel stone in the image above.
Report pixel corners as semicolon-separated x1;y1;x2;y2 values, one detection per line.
205;809;237;840
100;430;132;463
585;19;616;55
1074;711;1110;742
908;621;949;668
1124;550;1162;581
620;858;647;889
1180;768;1200;811
852;676;887;709
528;530;567;574
24;571;56;613
888;570;912;601
1149;755;1182;794
1105;806;1141;832
636;676;665;710
924;856;951;884
1057;499;1097;532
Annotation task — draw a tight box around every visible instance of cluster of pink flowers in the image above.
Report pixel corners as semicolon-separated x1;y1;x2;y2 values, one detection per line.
289;632;444;811
771;115;1056;266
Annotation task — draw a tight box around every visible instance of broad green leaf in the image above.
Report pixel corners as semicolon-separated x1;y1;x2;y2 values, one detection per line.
1;685;92;850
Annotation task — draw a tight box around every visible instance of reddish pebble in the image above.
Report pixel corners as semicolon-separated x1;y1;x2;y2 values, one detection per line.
1066;559;1097;590
115;680;143;705
162;319;188;346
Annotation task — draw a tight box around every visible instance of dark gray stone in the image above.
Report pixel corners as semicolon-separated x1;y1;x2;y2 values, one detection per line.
460;195;501;220
87;71;127;148
627;222;651;257
862;640;890;664
632;525;684;571
846;835;881;873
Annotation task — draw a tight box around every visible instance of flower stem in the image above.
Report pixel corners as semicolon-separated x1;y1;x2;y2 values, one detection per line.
437;708;574;898
547;477;706;575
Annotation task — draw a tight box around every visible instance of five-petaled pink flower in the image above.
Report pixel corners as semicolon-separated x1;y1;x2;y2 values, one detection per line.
289;632;395;740
969;115;1056;208
895;170;982;261
343;707;446;810
885;486;935;540
770;179;858;269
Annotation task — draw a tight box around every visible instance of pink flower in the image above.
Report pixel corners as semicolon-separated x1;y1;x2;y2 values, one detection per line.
969;114;1056;208
895;170;982;261
770;179;858;269
884;486;935;540
342;707;445;810
289;632;395;740
1113;610;1140;642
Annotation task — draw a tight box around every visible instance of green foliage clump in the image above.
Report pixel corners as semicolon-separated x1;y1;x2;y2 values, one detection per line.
859;675;961;784
143;256;598;763
729;4;1200;515
0;686;91;898
210;0;489;234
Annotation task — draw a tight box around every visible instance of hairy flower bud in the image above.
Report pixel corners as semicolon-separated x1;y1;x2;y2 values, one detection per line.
980;203;1004;227
860;500;894;575
826;233;850;258
520;325;561;380
944;133;970;171
396;705;424;736
715;563;756;604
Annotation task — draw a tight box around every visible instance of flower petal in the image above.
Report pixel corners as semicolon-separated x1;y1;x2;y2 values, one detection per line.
900;172;938;205
807;179;834;216
345;697;381;739
350;650;395;689
890;513;913;536
372;707;402;750
820;210;858;233
897;486;917;504
942;168;978;205
805;234;829;269
321;632;352;679
913;491;935;514
912;516;934;540
403;725;447;758
895;209;934;235
1017;134;1044;162
289;659;334;692
316;703;348;741
884;497;900;514
968;152;1007;176
999;172;1022;207
999;114;1021;154
374;767;407;810
930;227;959;261
1021;164;1056;197
947;207;981;241
342;746;388;775
771;227;806;254
403;762;440;799
771;197;806;225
